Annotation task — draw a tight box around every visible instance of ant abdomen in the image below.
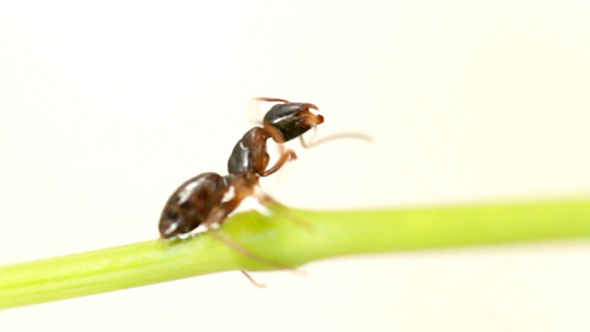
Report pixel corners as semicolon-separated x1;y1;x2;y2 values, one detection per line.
159;172;230;238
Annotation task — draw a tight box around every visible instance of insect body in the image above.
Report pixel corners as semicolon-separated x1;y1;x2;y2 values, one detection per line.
159;99;323;238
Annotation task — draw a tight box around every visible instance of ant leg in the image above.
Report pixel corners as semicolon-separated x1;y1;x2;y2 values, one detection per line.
300;131;373;149
203;197;299;273
240;270;266;288
208;231;295;271
261;148;297;177
209;231;298;287
257;193;314;231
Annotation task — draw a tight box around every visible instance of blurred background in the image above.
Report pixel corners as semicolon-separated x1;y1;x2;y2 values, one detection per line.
1;1;589;331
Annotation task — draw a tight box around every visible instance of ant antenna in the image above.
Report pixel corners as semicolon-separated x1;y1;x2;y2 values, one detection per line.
300;129;373;148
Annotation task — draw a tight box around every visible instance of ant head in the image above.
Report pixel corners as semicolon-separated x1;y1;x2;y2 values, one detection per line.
263;102;324;142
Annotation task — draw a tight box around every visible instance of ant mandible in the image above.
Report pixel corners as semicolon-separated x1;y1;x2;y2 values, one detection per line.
159;98;324;239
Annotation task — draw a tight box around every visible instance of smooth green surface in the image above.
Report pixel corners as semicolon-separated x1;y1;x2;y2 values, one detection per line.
1;199;589;309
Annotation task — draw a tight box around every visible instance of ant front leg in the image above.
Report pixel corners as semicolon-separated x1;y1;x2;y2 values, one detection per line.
261;148;297;177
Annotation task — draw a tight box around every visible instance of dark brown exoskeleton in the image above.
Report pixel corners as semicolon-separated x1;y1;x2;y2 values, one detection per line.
158;172;231;238
159;98;323;239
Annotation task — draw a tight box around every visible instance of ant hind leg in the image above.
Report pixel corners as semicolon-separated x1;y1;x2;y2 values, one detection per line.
240;270;266;288
208;230;303;284
204;204;304;284
257;193;314;231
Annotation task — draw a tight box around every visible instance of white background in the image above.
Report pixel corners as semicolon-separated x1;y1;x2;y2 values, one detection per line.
1;1;590;331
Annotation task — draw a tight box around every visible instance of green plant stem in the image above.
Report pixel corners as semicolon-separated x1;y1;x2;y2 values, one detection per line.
1;199;589;309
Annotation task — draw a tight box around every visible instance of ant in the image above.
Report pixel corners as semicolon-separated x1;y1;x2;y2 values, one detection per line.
158;97;322;238
158;98;367;285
